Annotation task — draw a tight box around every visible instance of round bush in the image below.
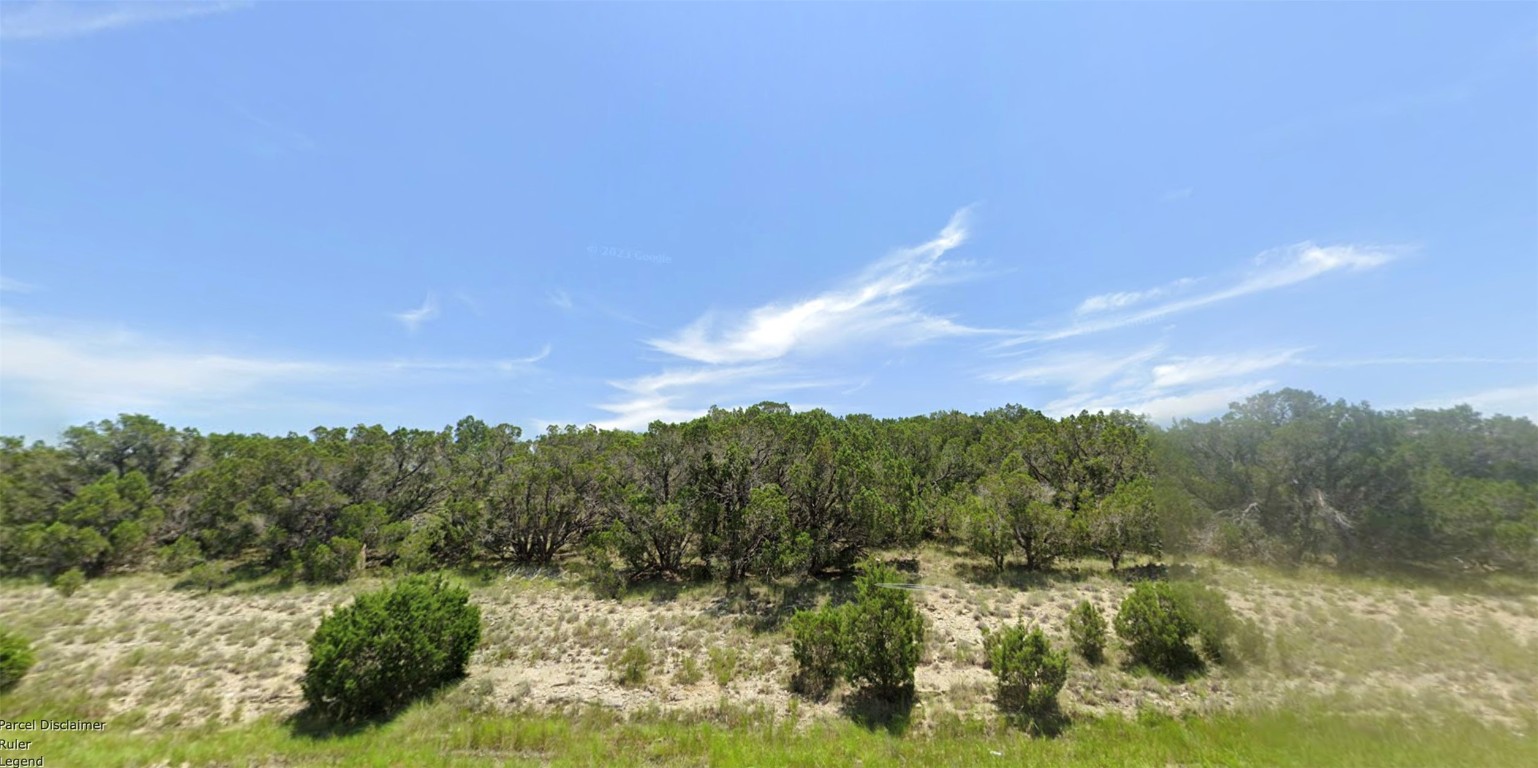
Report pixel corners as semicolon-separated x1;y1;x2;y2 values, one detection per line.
841;562;925;697
0;631;36;693
1067;600;1107;665
984;623;1068;718
301;574;481;721
789;604;846;698
52;567;85;598
1114;581;1199;675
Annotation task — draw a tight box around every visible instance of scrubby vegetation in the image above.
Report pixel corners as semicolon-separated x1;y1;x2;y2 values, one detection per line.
983;623;1069;725
0;391;1533;761
1114;582;1201;676
788;561;926;700
789;603;845;698
301;575;482;722
0;629;35;693
1067;600;1107;665
840;562;926;697
1;392;1532;593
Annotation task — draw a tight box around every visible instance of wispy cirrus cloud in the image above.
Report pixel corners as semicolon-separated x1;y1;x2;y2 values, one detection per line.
1150;349;1307;389
1075;278;1197;316
0;311;547;437
1044;380;1277;422
984;344;1166;391
393;294;439;333
591;363;844;431
0;275;38;293
1005;242;1400;346
0;0;249;41
988;345;1300;421
548;289;574;312
583;209;995;430
1403;384;1538;421
648;208;999;365
224;99;316;157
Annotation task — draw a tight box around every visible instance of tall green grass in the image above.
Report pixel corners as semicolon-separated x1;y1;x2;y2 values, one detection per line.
13;698;1536;767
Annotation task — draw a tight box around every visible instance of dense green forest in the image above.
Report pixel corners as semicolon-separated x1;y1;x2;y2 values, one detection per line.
3;388;1535;586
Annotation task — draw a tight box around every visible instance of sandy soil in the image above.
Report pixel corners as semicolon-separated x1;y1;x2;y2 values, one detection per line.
2;553;1533;732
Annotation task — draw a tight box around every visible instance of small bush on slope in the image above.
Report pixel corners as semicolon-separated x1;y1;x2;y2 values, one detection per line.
301;574;481;722
0;630;36;693
984;623;1068;721
1114;581;1200;675
1067;600;1107;665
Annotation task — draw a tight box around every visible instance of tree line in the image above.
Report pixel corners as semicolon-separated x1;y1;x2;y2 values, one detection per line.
2;389;1534;586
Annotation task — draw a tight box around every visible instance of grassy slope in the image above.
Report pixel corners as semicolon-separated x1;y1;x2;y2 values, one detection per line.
14;701;1537;768
2;550;1536;766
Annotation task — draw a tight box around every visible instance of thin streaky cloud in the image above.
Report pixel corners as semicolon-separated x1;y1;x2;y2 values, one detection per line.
224;99;317;155
1299;356;1538;368
591;363;849;431
1404;384;1538;421
513;344;552;365
0;313;544;432
393;294;439;333
1075;278;1197;316
0;276;38;293
1004;242;1399;346
984;344;1166;390
548;289;574;311
0;1;250;41
1045;380;1277;423
1150;349;1306;390
649;208;1003;365
455;291;485;317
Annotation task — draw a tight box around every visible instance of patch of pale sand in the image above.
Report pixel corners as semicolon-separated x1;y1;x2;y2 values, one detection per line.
5;560;1535;732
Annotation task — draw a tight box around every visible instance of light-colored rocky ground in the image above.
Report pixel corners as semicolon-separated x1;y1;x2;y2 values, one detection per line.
2;550;1534;732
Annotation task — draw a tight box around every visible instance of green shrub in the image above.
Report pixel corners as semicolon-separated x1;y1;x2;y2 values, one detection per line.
1067;600;1107;665
1169;581;1263;667
157;535;205;575
176;561;232;593
301;574;482;721
52;567;85;598
983;623;1068;719
582;531;626;600
302;537;363;584
674;654;704;685
709;646;739;686
0;630;36;693
1114;581;1199;675
789;604;846;698
841;561;925;697
611;644;651;687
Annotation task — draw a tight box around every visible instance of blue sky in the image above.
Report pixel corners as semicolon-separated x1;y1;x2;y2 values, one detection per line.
2;1;1535;441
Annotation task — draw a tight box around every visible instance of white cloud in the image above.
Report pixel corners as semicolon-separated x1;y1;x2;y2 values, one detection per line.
394;294;439;333
0;1;249;41
513;344;552;365
548;289;574;311
1075;278;1196;315
0;313;545;434
224;99;316;156
985;345;1166;390
590;364;846;431
1150;349;1305;389
648;208;998;364
1300;356;1538;368
1045;380;1275;423
1406;385;1538;421
0;276;37;293
1007;243;1399;345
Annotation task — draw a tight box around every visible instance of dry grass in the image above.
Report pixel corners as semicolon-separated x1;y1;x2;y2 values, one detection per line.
2;549;1534;736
